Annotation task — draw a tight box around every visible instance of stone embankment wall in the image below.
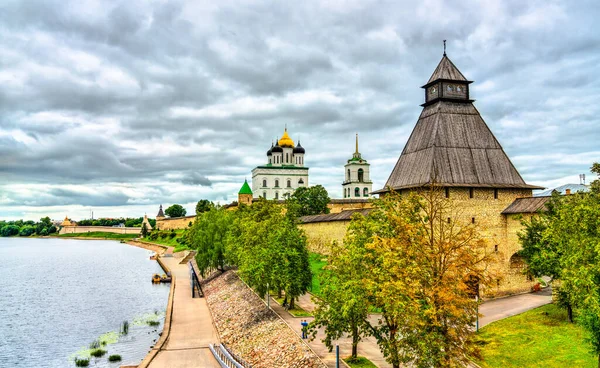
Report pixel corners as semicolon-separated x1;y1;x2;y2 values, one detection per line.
203;271;326;368
155;215;196;230
59;226;140;235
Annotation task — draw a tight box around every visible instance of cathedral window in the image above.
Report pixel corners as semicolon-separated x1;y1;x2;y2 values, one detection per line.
275;179;279;188
269;158;271;164
263;179;267;187
347;169;351;181
286;153;289;163
298;178;304;185
287;179;291;188
354;187;360;197
263;192;267;198
363;188;369;197
275;192;279;199
358;169;364;182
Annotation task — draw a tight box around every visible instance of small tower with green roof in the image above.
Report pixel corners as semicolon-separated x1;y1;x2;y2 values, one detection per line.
238;179;253;205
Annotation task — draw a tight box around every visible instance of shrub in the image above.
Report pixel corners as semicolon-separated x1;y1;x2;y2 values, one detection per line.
159;231;168;239
89;340;100;349
74;358;89;367
169;230;176;239
149;231;158;240
90;349;107;358
147;320;160;327
108;354;122;362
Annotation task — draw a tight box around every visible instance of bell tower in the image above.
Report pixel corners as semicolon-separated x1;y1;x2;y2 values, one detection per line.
342;134;372;198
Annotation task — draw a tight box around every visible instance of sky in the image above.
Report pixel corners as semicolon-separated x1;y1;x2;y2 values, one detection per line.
1;0;599;221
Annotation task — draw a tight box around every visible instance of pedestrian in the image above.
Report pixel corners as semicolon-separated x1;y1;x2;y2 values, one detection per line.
301;319;309;339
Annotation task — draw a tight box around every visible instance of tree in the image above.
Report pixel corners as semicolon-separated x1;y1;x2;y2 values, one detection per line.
286;185;331;218
518;162;600;364
340;189;492;368
189;207;233;276
0;225;20;237
228;199;312;308
165;204;186;218
141;222;149;238
310;234;371;360
195;199;215;215
19;225;35;237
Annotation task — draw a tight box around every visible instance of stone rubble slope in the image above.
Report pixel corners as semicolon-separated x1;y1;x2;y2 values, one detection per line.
203;270;326;368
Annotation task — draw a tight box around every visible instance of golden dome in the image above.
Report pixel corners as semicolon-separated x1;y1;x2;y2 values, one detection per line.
278;128;295;148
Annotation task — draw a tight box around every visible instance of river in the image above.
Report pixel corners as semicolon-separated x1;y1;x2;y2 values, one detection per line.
0;238;170;368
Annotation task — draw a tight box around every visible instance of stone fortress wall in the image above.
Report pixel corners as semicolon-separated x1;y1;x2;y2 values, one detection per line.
155;215;196;231
59;226;141;235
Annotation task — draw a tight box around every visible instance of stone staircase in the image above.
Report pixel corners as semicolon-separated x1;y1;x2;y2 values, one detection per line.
179;250;197;264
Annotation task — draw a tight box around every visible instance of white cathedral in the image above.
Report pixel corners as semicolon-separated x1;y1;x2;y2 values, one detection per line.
251;128;309;200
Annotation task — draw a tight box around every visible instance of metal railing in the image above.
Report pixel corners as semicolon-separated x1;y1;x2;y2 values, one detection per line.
188;261;203;298
209;343;251;368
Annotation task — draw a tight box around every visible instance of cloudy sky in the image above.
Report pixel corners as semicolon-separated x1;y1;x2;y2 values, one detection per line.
1;0;599;221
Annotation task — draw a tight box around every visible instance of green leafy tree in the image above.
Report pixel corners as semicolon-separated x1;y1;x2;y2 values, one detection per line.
1;225;20;237
519;162;600;363
286;185;331;219
310;235;371;360
141;223;149;238
40;216;52;226
195;199;215;215
19;225;35;237
48;225;57;234
165;204;186;218
189;207;233;276
230;199;312;308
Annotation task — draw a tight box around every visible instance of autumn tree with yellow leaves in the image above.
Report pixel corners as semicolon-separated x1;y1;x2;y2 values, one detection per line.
314;189;495;368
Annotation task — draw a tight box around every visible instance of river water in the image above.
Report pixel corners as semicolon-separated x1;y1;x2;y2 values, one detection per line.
0;238;170;368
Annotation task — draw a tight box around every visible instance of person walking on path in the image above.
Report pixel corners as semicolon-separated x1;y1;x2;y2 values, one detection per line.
301;320;309;339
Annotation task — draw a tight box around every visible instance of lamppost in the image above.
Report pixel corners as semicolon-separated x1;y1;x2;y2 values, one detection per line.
476;294;479;332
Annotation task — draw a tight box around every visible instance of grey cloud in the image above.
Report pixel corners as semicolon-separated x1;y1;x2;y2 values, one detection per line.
180;172;213;186
1;0;600;218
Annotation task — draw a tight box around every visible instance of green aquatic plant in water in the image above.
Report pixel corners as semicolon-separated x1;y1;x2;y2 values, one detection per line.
90;349;107;358
120;320;129;335
70;332;119;360
74;358;89;367
133;310;164;327
108;354;122;362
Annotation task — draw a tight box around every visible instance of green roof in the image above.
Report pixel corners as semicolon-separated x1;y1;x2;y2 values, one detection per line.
239;180;253;195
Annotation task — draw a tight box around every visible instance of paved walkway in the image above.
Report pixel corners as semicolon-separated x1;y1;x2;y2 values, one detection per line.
272;289;553;368
271;294;391;368
479;287;552;327
148;257;220;368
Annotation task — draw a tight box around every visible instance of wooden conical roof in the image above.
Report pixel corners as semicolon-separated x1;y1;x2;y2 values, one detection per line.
426;55;468;84
376;56;543;193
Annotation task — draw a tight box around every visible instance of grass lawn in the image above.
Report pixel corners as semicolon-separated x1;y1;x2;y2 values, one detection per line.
309;252;327;297
344;356;377;368
59;232;137;240
477;303;597;368
144;229;188;248
273;296;313;317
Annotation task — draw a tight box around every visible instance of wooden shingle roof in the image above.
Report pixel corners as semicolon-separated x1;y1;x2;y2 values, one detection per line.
502;196;551;214
300;209;371;224
426;55;468;84
376;56;543;194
